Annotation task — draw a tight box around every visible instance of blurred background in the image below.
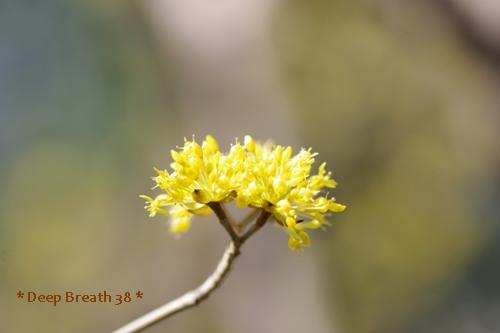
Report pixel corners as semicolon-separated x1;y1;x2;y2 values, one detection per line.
1;0;499;332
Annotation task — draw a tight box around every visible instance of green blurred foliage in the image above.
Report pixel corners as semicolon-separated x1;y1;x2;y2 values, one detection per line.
274;0;497;332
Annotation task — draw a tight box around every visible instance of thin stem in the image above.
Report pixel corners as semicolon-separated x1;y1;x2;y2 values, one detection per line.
112;242;239;333
113;206;270;333
240;210;271;243
236;208;260;233
223;206;239;231
207;202;239;242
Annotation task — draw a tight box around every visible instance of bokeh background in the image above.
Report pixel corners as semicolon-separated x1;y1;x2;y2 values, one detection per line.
1;0;499;332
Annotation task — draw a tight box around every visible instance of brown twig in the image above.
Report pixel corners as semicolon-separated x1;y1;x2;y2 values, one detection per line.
113;205;271;333
236;208;261;233
240;210;271;243
207;202;239;242
113;242;239;333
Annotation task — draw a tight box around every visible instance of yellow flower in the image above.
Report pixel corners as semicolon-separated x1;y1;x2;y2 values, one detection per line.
168;205;193;234
141;135;346;249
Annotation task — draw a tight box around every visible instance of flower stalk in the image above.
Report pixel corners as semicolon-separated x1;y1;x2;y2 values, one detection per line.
113;203;270;333
207;202;240;242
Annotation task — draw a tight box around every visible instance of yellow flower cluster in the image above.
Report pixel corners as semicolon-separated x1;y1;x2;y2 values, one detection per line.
141;135;345;250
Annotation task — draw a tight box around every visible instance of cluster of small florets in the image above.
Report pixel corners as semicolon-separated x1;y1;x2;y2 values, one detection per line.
141;135;345;250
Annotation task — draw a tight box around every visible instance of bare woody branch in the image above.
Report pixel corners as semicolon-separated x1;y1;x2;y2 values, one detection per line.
207;202;239;242
236;208;261;233
113;242;239;333
113;205;271;333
